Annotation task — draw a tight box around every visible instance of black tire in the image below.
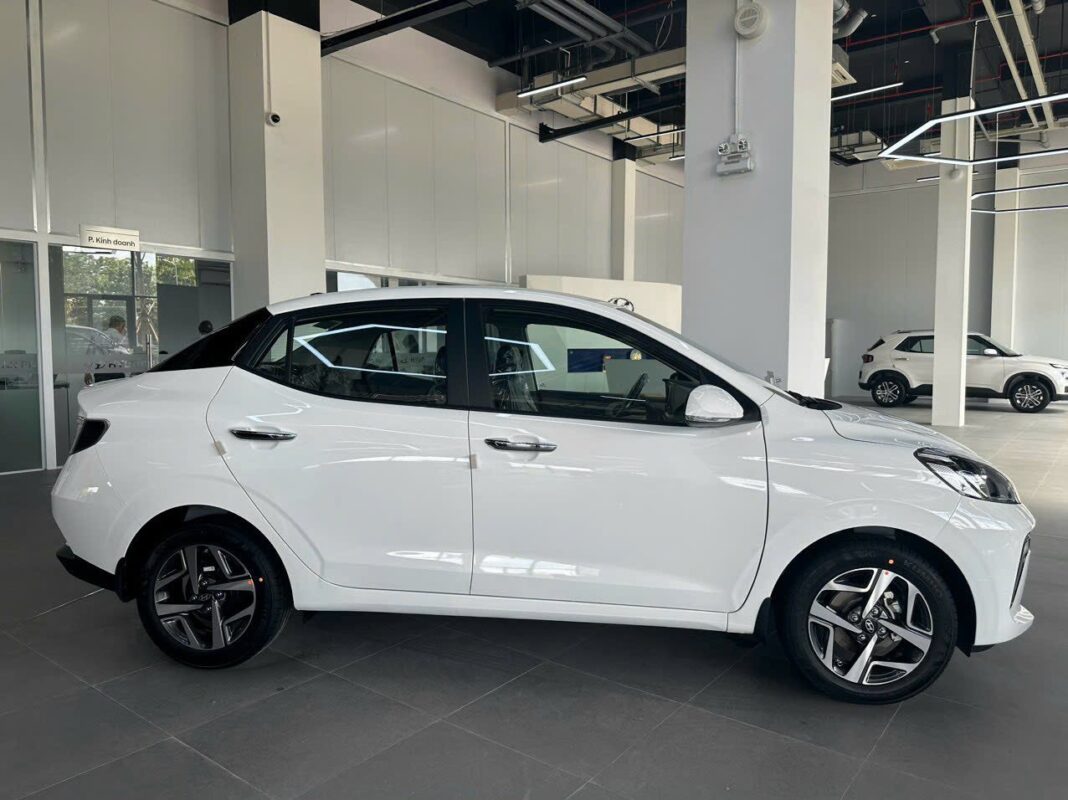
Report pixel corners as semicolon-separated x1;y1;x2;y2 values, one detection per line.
778;539;957;704
870;374;908;407
136;520;291;668
1008;378;1051;413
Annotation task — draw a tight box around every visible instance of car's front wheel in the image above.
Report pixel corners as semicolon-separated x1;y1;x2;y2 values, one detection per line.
136;521;291;668
1008;379;1051;413
778;540;957;703
870;374;908;407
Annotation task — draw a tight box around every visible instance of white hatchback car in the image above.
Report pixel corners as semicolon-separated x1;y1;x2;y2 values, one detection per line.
53;288;1034;703
859;329;1068;412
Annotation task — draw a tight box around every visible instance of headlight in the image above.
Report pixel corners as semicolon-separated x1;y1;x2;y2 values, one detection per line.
915;448;1019;504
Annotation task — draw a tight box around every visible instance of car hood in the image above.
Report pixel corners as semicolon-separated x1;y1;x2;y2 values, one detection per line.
1010;355;1064;366
823;404;976;456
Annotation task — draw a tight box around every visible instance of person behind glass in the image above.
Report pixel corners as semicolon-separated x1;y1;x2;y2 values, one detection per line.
103;315;129;349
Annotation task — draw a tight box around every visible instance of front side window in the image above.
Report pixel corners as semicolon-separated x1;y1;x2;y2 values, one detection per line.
480;306;700;424
967;335;994;355
253;306;448;406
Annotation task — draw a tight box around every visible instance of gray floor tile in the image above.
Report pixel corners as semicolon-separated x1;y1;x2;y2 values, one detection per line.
271;611;442;672
553;625;747;702
0;687;164;800
597;704;859;800
181;673;432;799
691;644;899;758
301;721;581;799
337;626;540;716
443;616;603;659
451;662;677;779
29;739;264;800
100;648;321;732
9;591;162;684
869;694;1068;797
566;784;631;800
841;762;975;800
0;632;83;715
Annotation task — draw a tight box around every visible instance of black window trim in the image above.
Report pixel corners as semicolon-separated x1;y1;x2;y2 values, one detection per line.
237;298;469;410
464;298;760;426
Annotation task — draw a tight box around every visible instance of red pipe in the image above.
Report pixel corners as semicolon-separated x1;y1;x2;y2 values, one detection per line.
845;0;983;49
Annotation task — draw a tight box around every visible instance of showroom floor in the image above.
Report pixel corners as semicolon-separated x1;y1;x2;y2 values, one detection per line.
1;399;1065;799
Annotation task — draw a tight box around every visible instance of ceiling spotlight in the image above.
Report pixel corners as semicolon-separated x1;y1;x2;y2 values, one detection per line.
832;81;904;102
517;75;587;98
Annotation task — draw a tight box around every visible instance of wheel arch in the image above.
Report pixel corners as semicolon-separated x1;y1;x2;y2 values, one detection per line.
1004;371;1055;397
767;527;977;654
119;506;293;604
869;370;911;390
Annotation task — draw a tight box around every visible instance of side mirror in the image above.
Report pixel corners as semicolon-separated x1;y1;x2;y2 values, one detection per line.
685;385;745;426
982;348;998;357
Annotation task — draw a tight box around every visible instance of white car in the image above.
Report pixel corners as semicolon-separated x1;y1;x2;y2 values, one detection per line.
52;288;1034;703
859;329;1068;412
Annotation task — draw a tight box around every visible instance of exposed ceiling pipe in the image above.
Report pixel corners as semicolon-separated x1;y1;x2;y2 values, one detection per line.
321;0;488;55
523;1;636;58
834;6;869;40
1032;0;1046;14
555;0;655;53
980;0;1042;129
1007;0;1057;128
833;0;851;25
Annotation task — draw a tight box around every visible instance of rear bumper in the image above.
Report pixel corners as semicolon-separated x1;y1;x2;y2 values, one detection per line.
56;545;126;597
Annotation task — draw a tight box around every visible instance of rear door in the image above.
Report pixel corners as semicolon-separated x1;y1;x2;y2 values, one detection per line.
207;299;474;594
894;335;934;389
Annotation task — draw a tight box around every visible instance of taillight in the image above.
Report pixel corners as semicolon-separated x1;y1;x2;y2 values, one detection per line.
862;354;874;363
71;419;109;455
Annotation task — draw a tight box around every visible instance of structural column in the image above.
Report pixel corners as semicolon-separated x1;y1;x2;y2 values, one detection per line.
931;95;975;428
990;164;1021;347
610;158;637;281
228;1;326;314
681;1;832;396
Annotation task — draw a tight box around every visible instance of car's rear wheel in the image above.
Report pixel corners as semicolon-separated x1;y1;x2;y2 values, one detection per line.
871;375;908;407
1008;379;1051;413
136;521;291;668
779;540;957;703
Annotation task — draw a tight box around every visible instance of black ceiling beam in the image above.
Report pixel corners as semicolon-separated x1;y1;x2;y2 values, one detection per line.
538;94;684;143
322;0;489;56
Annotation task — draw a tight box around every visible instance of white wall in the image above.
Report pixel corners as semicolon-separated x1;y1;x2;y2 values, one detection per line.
323;57;507;281
0;0;34;233
1014;165;1068;358
827;161;994;397
635;172;684;284
42;0;231;251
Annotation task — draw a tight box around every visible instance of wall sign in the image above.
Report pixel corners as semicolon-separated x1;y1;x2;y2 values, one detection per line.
79;224;140;251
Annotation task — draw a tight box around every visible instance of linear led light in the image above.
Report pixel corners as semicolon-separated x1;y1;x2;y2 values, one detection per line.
517;75;587;98
973;203;1068;215
973;180;1068;199
625;127;685;142
880;90;1068;166
916;175;940;183
832;81;904;102
668;154;685;161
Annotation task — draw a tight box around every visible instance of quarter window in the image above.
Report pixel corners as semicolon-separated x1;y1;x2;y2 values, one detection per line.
901;336;935;354
479;307;700;425
253;306;449;405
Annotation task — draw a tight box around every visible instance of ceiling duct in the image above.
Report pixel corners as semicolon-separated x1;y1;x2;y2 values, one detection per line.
830;130;885;162
832;1;868;40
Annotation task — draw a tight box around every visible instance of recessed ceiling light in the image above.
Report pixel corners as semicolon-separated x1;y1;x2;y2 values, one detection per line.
972;180;1068;199
517;75;587;98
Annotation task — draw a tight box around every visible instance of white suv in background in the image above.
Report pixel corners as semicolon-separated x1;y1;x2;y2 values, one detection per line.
859;330;1068;413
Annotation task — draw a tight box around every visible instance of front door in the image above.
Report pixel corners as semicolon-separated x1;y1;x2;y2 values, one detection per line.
207;299;473;594
466;301;768;612
966;335;1006;391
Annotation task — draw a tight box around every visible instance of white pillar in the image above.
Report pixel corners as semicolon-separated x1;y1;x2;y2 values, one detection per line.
610;159;637;281
931;97;975;427
990;166;1021;347
681;1;832;396
229;10;326;315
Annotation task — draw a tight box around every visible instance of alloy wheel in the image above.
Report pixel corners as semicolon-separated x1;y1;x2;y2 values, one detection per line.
807;567;932;686
1013;383;1045;410
151;544;258;650
874;380;901;405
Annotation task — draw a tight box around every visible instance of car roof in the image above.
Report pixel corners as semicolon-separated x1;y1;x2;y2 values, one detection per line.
885;329;985;338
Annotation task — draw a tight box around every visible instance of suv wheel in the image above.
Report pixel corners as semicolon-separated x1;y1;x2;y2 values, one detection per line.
136;521;291;668
779;540;957;703
871;375;907;407
1009;379;1051;413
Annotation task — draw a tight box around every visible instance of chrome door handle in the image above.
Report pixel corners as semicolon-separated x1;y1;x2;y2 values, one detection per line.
484;438;557;452
230;428;297;441
893;357;909;362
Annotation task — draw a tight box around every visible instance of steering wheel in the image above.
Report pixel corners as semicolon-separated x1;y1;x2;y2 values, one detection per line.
608;372;648;418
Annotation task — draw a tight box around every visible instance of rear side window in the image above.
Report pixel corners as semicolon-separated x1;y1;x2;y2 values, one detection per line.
898;336;934;354
151;309;270;372
252;305;449;406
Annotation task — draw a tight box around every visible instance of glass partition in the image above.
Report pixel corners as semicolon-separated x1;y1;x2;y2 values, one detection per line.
50;246;232;461
0;241;41;473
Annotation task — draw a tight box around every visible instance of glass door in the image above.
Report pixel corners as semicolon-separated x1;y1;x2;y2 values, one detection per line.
50;246;232;462
0;241;41;473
